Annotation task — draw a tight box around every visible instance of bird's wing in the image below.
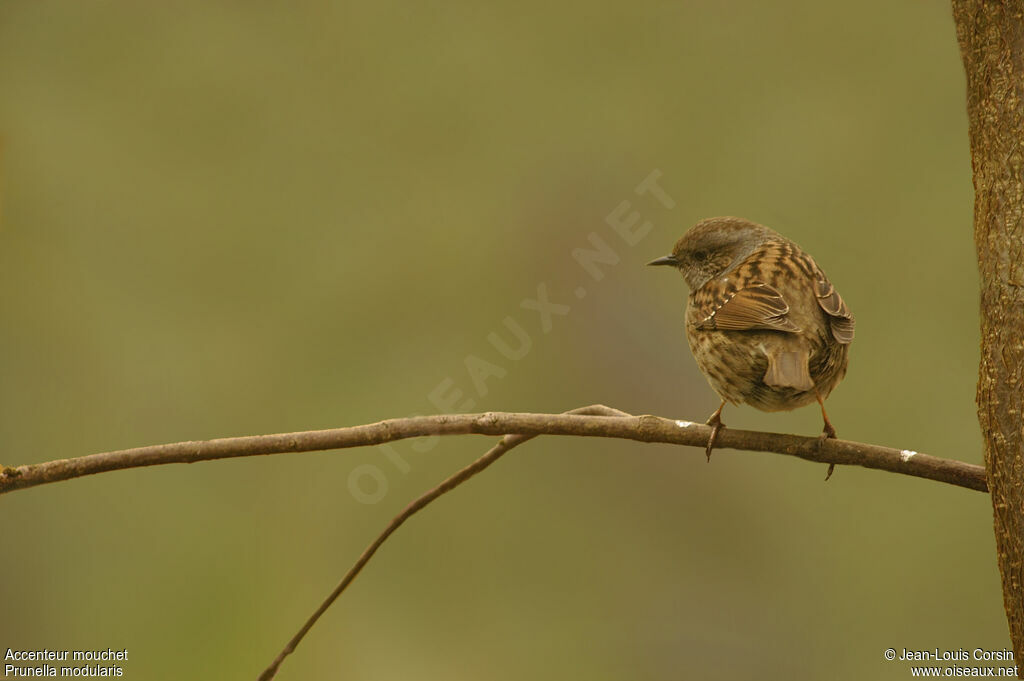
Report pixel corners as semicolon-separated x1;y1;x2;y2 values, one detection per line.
694;281;802;333
812;271;855;344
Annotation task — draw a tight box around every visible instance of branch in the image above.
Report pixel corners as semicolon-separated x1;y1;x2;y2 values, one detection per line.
256;404;630;681
0;406;987;496
0;404;987;680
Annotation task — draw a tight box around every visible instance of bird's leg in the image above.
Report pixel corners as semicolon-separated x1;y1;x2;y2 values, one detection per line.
705;400;726;462
815;391;837;480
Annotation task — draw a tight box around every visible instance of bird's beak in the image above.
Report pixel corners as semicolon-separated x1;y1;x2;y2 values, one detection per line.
646;254;678;267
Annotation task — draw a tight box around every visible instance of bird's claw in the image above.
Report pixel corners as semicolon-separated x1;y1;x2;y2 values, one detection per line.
705;416;724;462
819;423;837;480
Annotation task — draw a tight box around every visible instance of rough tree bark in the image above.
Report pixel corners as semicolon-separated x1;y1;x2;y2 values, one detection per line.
952;0;1024;669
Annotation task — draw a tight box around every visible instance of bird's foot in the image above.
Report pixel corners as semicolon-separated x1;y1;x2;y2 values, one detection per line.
814;391;838;480
705;402;726;462
705;420;724;462
819;423;837;480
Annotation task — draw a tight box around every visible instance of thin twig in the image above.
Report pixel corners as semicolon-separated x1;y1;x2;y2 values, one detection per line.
256;404;629;681
0;407;987;495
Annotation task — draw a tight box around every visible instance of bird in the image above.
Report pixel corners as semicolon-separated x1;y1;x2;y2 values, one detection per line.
647;216;854;478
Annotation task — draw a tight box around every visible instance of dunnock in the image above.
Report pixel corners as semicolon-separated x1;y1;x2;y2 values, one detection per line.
648;216;854;477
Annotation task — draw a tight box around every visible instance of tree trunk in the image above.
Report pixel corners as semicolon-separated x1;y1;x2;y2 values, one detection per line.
952;0;1024;670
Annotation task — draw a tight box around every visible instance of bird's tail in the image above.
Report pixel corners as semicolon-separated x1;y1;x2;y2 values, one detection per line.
763;348;814;391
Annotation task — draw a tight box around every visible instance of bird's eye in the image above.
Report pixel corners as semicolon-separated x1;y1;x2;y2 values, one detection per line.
693;250;708;262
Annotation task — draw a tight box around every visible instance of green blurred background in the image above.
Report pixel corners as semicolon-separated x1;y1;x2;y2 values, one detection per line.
0;1;998;679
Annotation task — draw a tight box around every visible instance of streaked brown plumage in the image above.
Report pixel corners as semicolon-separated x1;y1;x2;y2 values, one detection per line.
648;216;854;475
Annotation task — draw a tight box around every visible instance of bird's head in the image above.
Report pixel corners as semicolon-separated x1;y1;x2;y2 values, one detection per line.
647;216;777;290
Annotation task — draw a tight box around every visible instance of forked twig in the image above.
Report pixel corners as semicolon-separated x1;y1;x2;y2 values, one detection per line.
256;405;629;681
